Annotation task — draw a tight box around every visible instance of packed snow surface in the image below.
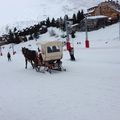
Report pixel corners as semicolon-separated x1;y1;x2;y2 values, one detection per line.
0;23;120;120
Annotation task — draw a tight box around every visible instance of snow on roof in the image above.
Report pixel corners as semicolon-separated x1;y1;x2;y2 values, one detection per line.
87;9;94;14
36;40;62;46
71;23;79;27
87;15;108;19
87;5;98;12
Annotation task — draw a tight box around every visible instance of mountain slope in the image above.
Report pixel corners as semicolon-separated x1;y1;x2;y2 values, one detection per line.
0;22;120;120
0;0;106;27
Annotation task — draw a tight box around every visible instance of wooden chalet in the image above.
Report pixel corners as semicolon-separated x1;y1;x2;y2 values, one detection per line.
87;0;120;21
80;15;108;31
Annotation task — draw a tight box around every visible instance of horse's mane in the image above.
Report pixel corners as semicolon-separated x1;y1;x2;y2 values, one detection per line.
22;47;37;61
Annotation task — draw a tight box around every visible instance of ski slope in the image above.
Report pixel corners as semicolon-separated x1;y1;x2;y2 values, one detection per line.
0;23;120;120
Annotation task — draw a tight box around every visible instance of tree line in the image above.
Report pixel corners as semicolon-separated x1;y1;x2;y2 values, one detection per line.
1;10;85;44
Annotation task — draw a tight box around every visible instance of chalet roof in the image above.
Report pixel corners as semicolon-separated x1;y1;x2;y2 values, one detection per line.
87;6;97;12
87;15;108;20
107;3;120;13
87;0;120;13
71;23;79;27
36;40;62;47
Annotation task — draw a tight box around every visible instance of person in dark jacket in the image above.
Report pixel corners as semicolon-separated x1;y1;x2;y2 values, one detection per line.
7;52;11;61
69;47;75;61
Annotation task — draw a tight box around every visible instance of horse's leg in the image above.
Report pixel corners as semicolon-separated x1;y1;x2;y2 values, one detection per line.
25;59;27;69
31;61;34;69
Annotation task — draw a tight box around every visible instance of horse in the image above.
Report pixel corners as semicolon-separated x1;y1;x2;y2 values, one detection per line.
22;47;37;69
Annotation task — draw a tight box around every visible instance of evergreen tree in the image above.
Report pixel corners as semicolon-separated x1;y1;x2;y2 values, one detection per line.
46;17;51;27
40;21;46;26
51;18;56;27
81;10;85;20
77;10;85;23
14;34;21;44
72;13;77;24
77;10;81;23
8;29;14;43
22;36;27;42
14;27;17;32
64;15;69;21
59;17;64;30
29;34;33;40
63;15;69;31
33;32;39;41
56;18;60;28
71;31;75;38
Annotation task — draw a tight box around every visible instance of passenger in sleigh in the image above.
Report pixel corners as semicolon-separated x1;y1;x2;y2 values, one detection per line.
38;52;43;63
35;52;43;66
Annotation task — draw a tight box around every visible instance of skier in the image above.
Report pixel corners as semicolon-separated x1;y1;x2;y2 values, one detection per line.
7;52;11;61
66;41;75;61
69;47;75;61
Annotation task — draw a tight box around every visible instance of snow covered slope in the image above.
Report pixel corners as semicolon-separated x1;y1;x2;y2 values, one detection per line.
0;0;109;29
0;23;120;120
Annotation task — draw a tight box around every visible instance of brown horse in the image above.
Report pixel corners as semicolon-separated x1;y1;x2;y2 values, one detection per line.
22;47;37;69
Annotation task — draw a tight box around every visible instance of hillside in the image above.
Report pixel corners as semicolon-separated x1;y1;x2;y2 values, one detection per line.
0;0;106;32
0;23;120;120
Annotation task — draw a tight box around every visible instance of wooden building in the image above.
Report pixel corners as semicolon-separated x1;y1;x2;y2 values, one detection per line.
80;15;108;31
87;0;120;21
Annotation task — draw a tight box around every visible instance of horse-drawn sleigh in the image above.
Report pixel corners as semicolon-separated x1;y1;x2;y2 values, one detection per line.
22;41;66;73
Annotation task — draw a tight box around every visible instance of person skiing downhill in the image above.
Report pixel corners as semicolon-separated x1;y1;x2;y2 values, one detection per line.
7;52;11;61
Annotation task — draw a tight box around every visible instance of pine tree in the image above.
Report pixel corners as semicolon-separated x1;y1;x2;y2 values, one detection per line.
72;13;77;24
40;21;46;26
51;18;56;27
56;18;60;28
8;29;14;43
71;31;75;38
33;32;39;41
14;27;17;32
64;15;69;21
46;17;51;27
81;10;85;20
29;34;33;40
64;15;69;31
14;34;21;44
59;17;64;30
77;10;81;23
